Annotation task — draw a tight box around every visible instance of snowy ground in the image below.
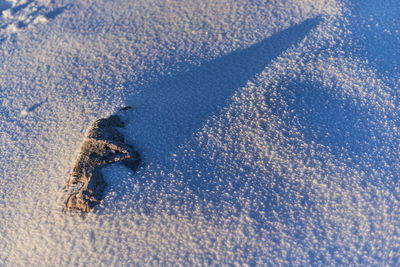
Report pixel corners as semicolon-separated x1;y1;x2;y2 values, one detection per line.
1;0;399;265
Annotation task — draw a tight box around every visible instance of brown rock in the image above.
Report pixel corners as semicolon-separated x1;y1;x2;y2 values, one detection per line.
66;110;140;212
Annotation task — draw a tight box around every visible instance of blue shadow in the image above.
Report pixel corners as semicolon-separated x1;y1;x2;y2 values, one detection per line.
0;0;11;14
283;81;380;157
103;17;322;216
348;1;400;80
101;17;325;228
45;5;69;20
126;17;321;164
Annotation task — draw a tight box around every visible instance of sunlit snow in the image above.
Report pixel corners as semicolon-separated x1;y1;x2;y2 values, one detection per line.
1;0;399;265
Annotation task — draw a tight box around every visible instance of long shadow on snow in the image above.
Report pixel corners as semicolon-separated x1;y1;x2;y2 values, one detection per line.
115;18;322;216
126;17;321;165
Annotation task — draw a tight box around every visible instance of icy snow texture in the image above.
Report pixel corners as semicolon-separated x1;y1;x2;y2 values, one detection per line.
0;0;399;265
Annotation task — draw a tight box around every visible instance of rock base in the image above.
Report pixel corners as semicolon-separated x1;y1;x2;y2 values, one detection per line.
66;108;140;212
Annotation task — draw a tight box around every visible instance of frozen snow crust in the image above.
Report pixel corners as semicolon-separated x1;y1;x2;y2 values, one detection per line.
1;0;399;265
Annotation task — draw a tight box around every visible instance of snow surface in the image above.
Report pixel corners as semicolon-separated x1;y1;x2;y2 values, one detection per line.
1;0;400;265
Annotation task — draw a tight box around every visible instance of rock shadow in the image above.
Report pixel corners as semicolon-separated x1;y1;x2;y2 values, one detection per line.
125;17;322;165
110;18;323;217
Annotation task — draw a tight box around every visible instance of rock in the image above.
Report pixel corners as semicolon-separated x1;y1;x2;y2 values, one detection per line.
66;109;140;213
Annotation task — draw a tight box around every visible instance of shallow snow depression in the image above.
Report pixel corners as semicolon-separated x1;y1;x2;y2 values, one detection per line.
1;0;400;265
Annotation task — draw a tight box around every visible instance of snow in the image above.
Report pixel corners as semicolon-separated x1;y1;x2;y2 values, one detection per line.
1;0;399;265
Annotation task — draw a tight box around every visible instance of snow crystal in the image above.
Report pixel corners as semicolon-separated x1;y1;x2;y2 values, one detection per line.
0;0;399;265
